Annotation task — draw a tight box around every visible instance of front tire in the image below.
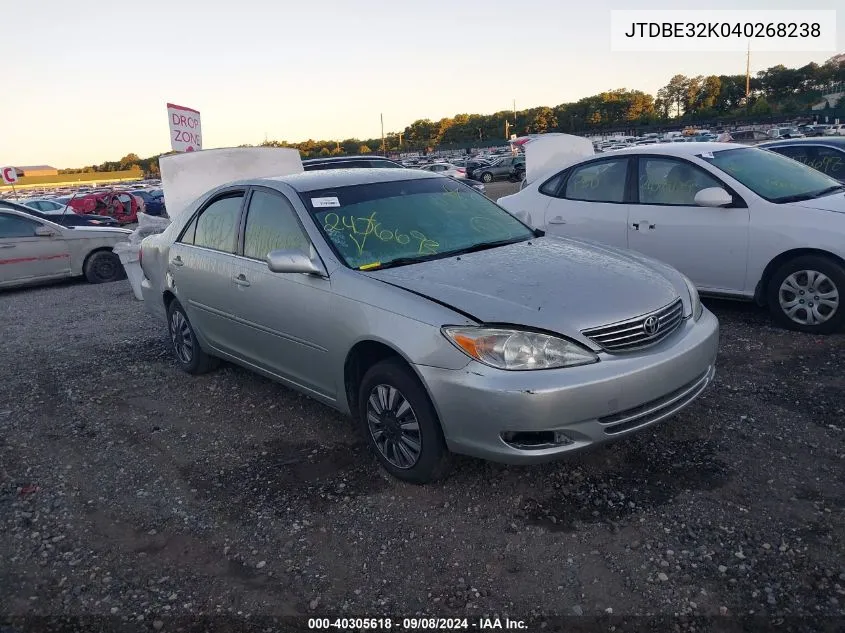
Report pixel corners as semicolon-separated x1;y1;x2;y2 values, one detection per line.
83;251;125;284
480;172;493;183
767;255;844;334
358;359;451;484
167;300;219;374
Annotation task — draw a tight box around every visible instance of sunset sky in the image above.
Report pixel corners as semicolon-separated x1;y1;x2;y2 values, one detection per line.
3;0;843;168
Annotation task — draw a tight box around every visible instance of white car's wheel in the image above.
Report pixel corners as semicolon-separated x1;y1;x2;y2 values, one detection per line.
767;255;844;334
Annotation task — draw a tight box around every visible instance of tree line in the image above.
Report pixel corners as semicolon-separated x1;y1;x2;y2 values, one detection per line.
62;55;845;175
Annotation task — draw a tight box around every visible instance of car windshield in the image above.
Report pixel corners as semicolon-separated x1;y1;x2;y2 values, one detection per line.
303;177;535;270
701;147;844;203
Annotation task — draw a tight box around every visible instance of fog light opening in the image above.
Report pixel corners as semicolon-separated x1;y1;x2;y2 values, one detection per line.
501;430;574;450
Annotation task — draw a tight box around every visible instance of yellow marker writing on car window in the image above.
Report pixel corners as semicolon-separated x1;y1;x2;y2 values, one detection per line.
359;262;381;270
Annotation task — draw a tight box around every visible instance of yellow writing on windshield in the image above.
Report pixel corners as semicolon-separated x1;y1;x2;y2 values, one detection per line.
323;211;439;256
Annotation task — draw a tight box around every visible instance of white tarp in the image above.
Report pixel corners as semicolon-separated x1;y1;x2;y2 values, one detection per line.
159;147;304;223
113;213;173;300
523;133;594;185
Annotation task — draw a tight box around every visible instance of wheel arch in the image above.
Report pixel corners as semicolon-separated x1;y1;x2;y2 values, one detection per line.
343;339;424;416
754;248;845;306
81;246;117;272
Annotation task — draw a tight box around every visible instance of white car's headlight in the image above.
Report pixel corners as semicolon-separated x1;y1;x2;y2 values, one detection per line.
683;275;703;321
441;326;598;370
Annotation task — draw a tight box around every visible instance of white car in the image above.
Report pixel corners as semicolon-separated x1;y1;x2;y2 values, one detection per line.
0;206;131;288
498;142;845;333
21;198;72;214
417;162;467;178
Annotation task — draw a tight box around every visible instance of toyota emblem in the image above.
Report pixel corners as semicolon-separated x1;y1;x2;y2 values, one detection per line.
643;316;660;336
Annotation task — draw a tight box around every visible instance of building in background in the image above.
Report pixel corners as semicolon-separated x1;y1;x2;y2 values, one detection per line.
14;165;59;177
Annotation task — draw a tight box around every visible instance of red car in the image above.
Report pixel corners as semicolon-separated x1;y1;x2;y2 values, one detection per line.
68;191;139;224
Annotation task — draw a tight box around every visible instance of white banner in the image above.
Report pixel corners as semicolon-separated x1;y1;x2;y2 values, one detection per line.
166;103;202;153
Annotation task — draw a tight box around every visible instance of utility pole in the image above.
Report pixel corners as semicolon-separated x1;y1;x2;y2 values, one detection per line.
745;42;751;103
505;120;511;139
513;99;516;121
380;113;386;154
398;131;403;148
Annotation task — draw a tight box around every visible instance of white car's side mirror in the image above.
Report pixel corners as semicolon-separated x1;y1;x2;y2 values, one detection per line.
35;226;56;237
694;187;733;208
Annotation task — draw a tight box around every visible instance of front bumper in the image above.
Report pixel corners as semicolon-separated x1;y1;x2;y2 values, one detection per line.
415;309;719;464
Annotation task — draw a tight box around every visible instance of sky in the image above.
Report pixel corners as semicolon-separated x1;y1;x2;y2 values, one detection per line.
3;0;843;168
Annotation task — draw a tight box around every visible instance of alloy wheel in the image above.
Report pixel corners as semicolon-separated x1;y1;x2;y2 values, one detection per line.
169;310;194;364
778;269;840;326
366;384;422;469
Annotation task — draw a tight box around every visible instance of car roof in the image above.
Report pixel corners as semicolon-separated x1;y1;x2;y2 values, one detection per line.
301;155;397;165
250;167;440;192
603;142;744;157
758;137;845;149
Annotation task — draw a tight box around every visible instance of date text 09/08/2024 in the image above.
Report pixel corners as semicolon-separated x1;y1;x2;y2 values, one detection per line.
308;617;527;630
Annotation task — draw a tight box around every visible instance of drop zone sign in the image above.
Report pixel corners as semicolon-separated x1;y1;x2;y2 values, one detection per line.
167;103;202;152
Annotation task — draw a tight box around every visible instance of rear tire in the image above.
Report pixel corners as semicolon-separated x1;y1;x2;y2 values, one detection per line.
358;359;451;484
766;255;844;334
83;251;125;284
167;299;219;374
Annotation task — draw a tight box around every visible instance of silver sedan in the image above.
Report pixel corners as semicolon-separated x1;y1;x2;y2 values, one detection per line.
0;207;131;289
139;169;719;483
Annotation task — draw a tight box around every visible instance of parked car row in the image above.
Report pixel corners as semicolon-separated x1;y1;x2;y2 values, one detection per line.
7;140;843;486
6;185;168;226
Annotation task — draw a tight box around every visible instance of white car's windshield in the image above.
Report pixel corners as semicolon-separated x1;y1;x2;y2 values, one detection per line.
702;147;845;203
304;178;535;270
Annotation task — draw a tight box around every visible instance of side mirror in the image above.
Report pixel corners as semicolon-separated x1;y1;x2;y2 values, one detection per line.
35;226;56;237
694;187;733;208
266;248;325;276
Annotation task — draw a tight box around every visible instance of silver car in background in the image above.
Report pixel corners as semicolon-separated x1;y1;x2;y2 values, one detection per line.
1;207;131;289
139;169;719;483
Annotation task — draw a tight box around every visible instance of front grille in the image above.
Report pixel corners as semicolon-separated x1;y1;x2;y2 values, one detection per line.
582;298;684;352
599;365;715;435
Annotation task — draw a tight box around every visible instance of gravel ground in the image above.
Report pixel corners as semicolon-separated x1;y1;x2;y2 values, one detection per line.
1;278;843;632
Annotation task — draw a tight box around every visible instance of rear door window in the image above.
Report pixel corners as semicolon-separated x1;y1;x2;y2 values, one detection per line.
191;194;244;253
564;158;629;203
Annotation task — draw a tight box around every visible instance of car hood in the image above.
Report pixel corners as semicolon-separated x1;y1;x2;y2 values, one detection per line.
789;193;845;215
362;236;681;336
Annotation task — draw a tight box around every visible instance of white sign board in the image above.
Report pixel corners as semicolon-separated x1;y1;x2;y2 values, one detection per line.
166;103;202;153
1;166;18;184
159;147;304;223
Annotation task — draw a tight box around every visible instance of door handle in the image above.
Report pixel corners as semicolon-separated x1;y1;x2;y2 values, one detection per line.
171;256;184;267
631;221;656;230
233;274;250;287
548;216;567;225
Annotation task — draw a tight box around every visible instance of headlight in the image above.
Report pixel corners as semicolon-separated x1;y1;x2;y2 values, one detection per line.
682;275;703;321
441;326;598;370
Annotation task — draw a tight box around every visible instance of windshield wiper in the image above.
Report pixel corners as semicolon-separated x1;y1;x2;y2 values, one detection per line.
444;237;530;257
358;237;529;271
811;184;845;198
358;254;444;271
774;185;845;203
